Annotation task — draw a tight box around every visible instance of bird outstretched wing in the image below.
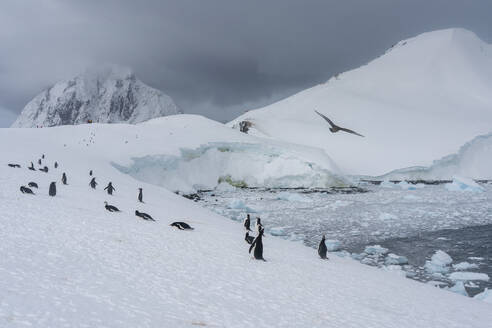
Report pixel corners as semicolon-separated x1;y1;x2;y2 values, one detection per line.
314;110;337;128
339;127;364;137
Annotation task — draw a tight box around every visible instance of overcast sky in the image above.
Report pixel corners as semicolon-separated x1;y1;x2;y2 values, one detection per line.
1;0;491;127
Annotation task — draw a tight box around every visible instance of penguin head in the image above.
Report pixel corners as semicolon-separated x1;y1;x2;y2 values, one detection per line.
247;214;250;219
135;210;139;215
256;217;261;224
104;201;108;205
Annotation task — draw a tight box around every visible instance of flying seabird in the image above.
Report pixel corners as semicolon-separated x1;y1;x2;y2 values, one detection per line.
314;110;364;137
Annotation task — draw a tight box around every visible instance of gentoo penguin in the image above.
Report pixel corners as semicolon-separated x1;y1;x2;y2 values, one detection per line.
138;188;143;203
28;182;38;188
39;166;48;173
255;217;263;233
104;201;120;212
318;235;328;260
135;210;155;221
28;162;35;171
61;172;67;185
89;177;97;189
54;161;58;169
314;110;364;137
38;159;42;165
104;182;115;195
170;222;194;230
49;182;56;196
8;163;21;168
245;231;254;245
20;186;35;194
249;227;266;261
243;214;252;231
89;170;93;176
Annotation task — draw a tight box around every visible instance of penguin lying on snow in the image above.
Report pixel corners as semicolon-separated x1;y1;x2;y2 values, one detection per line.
245;232;255;245
135;210;155;221
28;182;38;188
104;201;120;212
249;227;266;261
39;166;48;173
20;186;35;194
8;163;21;168
170;222;194;230
318;235;328;260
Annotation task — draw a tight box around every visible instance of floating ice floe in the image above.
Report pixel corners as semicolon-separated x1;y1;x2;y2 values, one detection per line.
385;253;409;265
448;272;490;282
445;176;484;192
474;288;492;304
324;239;342;252
269;227;288;236
452;261;479;271
364;245;389;255
424;250;453;274
275;192;311;203
446;281;469;296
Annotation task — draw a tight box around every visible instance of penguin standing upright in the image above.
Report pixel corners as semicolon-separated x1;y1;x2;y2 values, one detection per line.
249;227;266;261
28;162;35;171
54;161;58;168
42;154;45;159
89;170;93;176
61;173;67;185
318;235;328;260
38;159;42;165
243;214;252;231
255;217;263;233
89;177;97;189
138;188;143;203
49;182;56;196
104;182;115;195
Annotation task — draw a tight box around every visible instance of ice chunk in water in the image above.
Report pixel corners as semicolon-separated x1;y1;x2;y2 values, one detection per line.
385;253;409;265
445;176;484;192
424;250;453;273
325;239;341;252
446;281;469;296
448;272;490;282
364;245;389;255
452;262;479;271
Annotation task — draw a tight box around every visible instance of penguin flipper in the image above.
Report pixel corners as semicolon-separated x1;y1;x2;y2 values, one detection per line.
248;239;256;254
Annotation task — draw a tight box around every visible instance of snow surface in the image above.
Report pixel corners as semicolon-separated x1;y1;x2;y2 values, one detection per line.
474;288;492;304
11;65;181;128
2;121;492;327
229;28;492;177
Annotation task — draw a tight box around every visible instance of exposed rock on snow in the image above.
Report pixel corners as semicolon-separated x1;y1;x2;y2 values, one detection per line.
11;65;181;128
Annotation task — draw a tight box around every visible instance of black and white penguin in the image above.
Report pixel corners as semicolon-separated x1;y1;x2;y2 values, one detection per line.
89;177;97;189
170;222;194;230
249;227;266;261
49;182;56;196
243;214;252;231
20;186;35;194
8;163;21;168
245;231;254;245
104;201;120;212
54;161;58;169
42;154;45;159
38;159;42;165
138;188;143;203
28;182;38;188
39;166;48;173
89;170;93;176
135;210;155;221
104;182;115;195
255;217;263;233
61;172;67;185
28;162;35;171
318;235;328;260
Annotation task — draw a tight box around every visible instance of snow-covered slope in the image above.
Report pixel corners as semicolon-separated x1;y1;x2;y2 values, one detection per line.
8;115;345;192
11;65;181;128
229;28;492;177
2;119;492;327
381;132;492;180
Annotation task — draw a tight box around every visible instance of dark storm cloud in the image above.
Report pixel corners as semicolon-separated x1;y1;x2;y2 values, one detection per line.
1;0;491;126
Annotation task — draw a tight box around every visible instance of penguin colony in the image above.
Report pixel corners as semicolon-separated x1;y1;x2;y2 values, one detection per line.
11;154;193;231
10;154;330;261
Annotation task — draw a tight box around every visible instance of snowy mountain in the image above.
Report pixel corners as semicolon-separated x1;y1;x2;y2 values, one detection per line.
11;65;181;127
229;28;492;177
2;118;492;327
